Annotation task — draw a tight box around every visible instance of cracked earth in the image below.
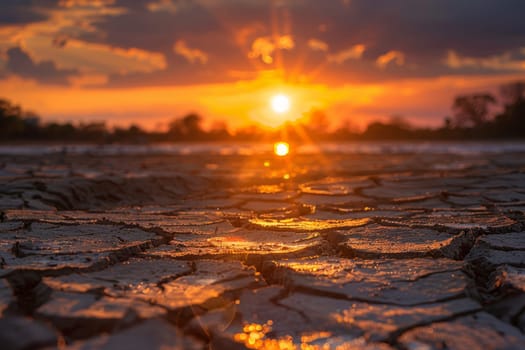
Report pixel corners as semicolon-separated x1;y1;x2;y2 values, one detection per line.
1;150;525;349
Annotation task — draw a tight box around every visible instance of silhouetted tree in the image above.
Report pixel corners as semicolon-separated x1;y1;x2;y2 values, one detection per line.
493;81;525;137
112;124;147;143
233;125;264;141
332;118;359;140
443;116;453;129
208;121;230;140
297;109;332;140
44;122;76;140
168;113;205;140
388;115;411;129
362;119;412;140
182;113;203;137
0;99;22;119
452;94;496;128
0;99;25;138
75;122;108;141
21;111;41;138
304;109;328;130
500;81;525;105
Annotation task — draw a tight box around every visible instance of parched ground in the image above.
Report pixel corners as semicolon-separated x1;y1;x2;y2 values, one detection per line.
1;150;525;349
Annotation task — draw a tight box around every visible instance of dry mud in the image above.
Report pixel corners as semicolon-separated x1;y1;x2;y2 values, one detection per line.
0;151;525;349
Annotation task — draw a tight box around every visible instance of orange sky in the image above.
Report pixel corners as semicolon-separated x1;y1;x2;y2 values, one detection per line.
1;1;525;131
3;72;523;131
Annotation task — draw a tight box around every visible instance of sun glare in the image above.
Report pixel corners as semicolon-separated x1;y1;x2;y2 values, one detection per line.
274;142;290;156
271;94;291;114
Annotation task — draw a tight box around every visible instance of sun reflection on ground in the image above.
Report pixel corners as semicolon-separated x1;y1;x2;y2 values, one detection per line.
233;321;332;350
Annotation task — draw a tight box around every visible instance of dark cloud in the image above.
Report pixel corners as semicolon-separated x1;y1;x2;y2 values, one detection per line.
95;1;221;51
94;1;255;86
6;47;77;84
104;0;525;86
294;0;525;59
2;0;525;86
260;0;525;84
0;0;56;24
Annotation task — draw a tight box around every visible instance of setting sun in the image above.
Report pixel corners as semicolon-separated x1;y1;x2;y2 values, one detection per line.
271;94;291;114
274;142;290;156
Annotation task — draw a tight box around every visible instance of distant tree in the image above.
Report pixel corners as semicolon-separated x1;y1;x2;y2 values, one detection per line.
0;99;24;137
44;122;76;140
337;118;359;133
233;125;264;141
443;116;453;129
306;109;329;130
168;119;181;138
21;111;41;138
112;124;147;142
493;81;525;137
181;113;203;137
499;81;525;123
168;113;204;140
297;109;331;140
388;115;411;129
23;111;40;127
77;122;108;141
332;117;359;140
362;120;412;140
0;99;21;117
452;94;496;128
208;121;230;140
500;81;525;106
80;122;106;133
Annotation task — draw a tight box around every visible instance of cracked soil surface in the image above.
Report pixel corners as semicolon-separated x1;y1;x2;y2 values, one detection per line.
1;150;525;349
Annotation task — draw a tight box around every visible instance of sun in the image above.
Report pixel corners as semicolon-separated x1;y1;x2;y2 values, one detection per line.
271;94;291;114
274;142;290;156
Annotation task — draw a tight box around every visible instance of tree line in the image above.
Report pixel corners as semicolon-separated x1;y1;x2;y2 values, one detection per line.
1;81;524;143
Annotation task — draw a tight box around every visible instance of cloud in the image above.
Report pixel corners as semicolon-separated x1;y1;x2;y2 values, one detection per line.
0;50;6;72
22;36;167;75
0;0;141;82
173;40;209;64
308;38;329;52
5;47;76;84
0;0;52;24
146;0;178;13
248;37;274;64
327;44;365;64
234;23;265;46
283;0;525;74
2;0;525;88
248;35;295;64
277;35;294;50
445;49;525;72
58;0;116;8
376;50;405;69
